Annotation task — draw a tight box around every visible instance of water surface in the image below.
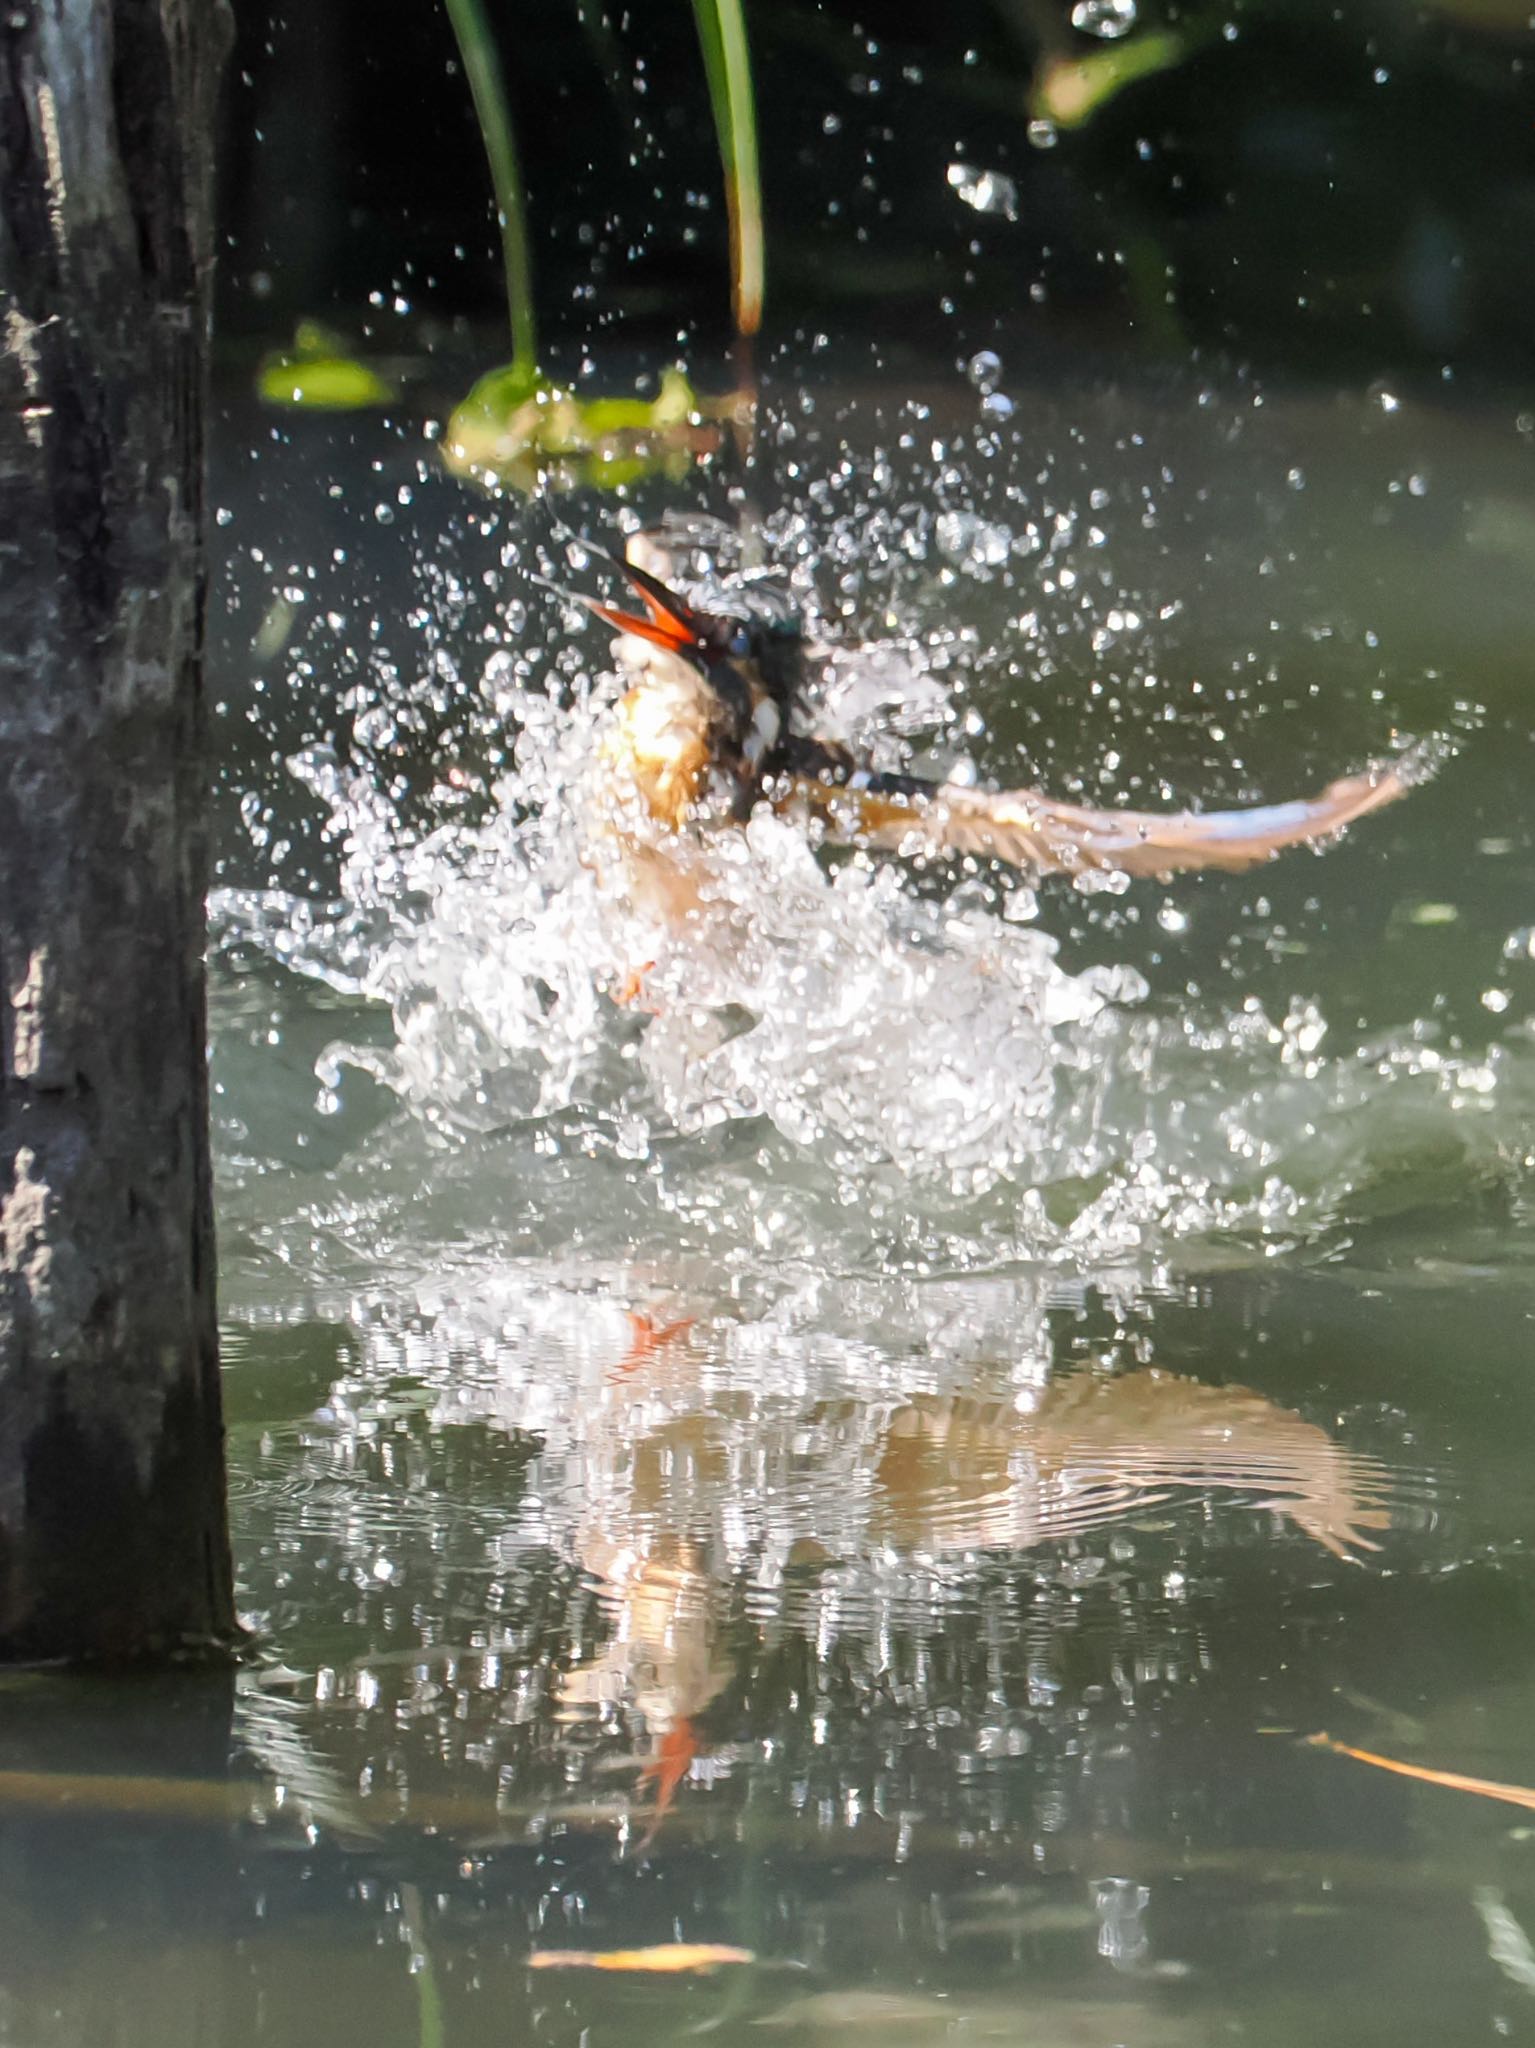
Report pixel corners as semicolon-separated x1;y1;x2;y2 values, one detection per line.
7;357;1535;2047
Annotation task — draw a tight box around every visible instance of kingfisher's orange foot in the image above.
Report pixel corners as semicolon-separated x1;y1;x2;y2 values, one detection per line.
614;1310;696;1378
632;1714;701;1852
613;960;660;1011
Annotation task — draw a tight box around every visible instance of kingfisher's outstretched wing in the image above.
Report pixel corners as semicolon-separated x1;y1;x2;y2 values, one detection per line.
778;738;1441;880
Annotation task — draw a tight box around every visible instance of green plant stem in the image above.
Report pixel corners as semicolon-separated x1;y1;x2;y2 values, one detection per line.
692;0;764;337
400;1887;445;2048
442;0;538;376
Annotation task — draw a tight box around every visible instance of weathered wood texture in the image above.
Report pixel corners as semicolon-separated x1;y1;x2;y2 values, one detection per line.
0;0;236;1659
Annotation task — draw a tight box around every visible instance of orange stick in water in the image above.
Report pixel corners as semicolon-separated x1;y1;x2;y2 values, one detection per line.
1305;1732;1535;1812
527;1943;755;1973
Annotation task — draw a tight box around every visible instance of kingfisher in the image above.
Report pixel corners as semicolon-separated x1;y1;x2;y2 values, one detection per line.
565;534;1434;895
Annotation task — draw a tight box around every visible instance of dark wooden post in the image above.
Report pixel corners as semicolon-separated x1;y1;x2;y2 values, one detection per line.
0;0;236;1659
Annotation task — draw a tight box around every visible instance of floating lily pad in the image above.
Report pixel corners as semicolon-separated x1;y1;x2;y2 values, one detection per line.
258;323;397;410
441;364;746;493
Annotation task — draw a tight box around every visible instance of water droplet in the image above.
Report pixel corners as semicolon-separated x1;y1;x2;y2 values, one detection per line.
1094;1877;1152;1970
981;392;1016;420
1074;865;1132;897
967;349;1003;393
822;111;842;134
1027;118;1059;149
1368;381;1402;415
1070;0;1137;36
946;161;1019;220
936;510;1012;569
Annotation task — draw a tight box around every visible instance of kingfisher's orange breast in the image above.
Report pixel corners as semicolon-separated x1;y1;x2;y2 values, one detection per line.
599;667;717;830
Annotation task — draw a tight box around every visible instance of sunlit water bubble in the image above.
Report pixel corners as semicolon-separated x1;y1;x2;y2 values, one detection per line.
947;164;1020;222
966;349;1004;395
1070;0;1138;36
935;509;1013;572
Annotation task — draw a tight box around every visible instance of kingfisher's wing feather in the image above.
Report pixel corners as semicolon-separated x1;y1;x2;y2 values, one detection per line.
781;739;1440;879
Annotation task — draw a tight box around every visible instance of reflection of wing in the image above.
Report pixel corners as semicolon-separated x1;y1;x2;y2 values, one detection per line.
873;1371;1396;1561
781;739;1438;879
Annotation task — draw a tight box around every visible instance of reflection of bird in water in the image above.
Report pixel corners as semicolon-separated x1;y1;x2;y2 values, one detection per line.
566;531;1435;908
556;1313;1396;1851
561;1531;728;1854
560;1343;734;1855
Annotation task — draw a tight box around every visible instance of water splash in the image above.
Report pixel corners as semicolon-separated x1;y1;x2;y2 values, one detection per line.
211;542;1523;1283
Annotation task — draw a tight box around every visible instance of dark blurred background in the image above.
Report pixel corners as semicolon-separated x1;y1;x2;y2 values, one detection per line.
218;0;1535;388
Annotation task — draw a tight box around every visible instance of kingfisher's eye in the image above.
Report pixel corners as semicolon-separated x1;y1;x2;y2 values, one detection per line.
727;624;752;658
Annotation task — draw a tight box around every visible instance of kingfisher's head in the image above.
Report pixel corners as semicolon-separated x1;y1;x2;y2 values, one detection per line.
567;549;806;785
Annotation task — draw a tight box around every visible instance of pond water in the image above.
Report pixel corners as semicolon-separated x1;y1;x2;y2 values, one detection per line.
7;355;1535;2047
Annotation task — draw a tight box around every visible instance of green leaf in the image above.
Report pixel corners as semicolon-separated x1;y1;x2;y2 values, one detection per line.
441;364;736;494
691;0;764;336
257;348;396;411
442;0;539;379
1032;28;1197;130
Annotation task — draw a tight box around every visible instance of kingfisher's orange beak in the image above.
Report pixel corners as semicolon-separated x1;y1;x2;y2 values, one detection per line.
571;559;703;659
